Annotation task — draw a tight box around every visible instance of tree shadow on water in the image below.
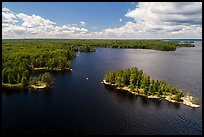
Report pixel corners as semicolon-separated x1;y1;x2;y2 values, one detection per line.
151;98;162;109
30;87;54;95
166;101;181;109
103;85;138;104
2;87;29;96
173;102;181;109
140;96;149;106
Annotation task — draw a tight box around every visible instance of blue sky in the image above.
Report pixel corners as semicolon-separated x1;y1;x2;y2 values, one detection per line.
2;2;202;39
3;2;136;32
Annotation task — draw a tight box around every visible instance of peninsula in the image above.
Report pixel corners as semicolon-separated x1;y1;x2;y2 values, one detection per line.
102;67;200;108
2;40;76;89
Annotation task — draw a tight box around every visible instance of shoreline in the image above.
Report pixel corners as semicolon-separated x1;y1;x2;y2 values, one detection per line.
32;67;72;72
2;83;52;90
30;84;50;89
102;80;200;108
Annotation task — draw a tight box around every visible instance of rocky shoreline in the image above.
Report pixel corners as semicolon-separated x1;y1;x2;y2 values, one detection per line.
102;80;200;108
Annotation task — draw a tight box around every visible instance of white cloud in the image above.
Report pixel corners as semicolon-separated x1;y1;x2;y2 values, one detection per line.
2;8;89;39
2;3;202;39
96;2;202;39
17;13;56;28
2;7;10;12
72;24;77;26
80;21;86;26
125;2;202;25
2;8;18;23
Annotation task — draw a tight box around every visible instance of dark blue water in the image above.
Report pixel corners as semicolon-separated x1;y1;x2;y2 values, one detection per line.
2;41;202;135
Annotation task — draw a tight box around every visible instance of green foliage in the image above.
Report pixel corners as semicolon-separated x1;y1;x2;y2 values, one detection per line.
41;72;53;86
122;68;131;85
2;39;77;87
129;84;135;90
21;75;28;87
29;73;53;86
129;68;138;88
104;71;115;84
17;74;21;83
103;67;189;100
192;97;199;104
144;87;149;95
8;74;16;84
115;70;124;87
156;91;161;97
148;84;153;95
2;68;9;83
50;39;194;51
171;92;182;101
79;45;96;52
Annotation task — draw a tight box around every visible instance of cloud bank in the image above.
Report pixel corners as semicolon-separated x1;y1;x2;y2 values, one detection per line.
2;2;202;39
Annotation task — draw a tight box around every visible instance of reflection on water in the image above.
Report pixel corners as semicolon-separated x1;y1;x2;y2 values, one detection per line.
2;87;29;95
103;85;181;109
3;87;54;96
31;88;54;95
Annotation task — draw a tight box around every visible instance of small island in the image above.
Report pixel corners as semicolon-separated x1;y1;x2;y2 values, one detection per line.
29;72;53;89
102;67;200;108
2;72;53;89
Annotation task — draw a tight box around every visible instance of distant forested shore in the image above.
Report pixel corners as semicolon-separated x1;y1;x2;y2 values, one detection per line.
3;39;195;51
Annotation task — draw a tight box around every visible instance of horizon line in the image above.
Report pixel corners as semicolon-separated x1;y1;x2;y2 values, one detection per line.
2;38;202;40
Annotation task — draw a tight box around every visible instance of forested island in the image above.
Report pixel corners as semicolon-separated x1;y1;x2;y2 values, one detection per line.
2;39;195;89
102;67;200;108
3;72;53;89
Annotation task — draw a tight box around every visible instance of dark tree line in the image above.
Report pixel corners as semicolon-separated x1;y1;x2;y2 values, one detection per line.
79;45;96;52
3;39;194;52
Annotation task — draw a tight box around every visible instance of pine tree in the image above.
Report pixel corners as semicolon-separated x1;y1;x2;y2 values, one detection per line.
41;72;53;86
21;75;28;87
129;71;137;88
17;74;21;83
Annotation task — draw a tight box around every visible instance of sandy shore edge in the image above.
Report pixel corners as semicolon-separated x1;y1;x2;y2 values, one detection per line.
102;80;200;108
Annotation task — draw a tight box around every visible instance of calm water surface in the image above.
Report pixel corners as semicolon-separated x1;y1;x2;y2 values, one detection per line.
2;41;202;135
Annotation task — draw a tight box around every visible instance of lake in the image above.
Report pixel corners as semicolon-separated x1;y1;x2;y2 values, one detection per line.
2;41;202;135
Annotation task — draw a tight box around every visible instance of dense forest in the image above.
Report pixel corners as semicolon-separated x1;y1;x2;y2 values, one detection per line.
103;67;199;104
79;45;96;52
2;40;77;88
3;39;194;51
71;39;193;51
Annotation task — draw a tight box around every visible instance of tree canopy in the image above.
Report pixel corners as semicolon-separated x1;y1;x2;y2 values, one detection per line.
2;39;77;88
104;67;185;101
